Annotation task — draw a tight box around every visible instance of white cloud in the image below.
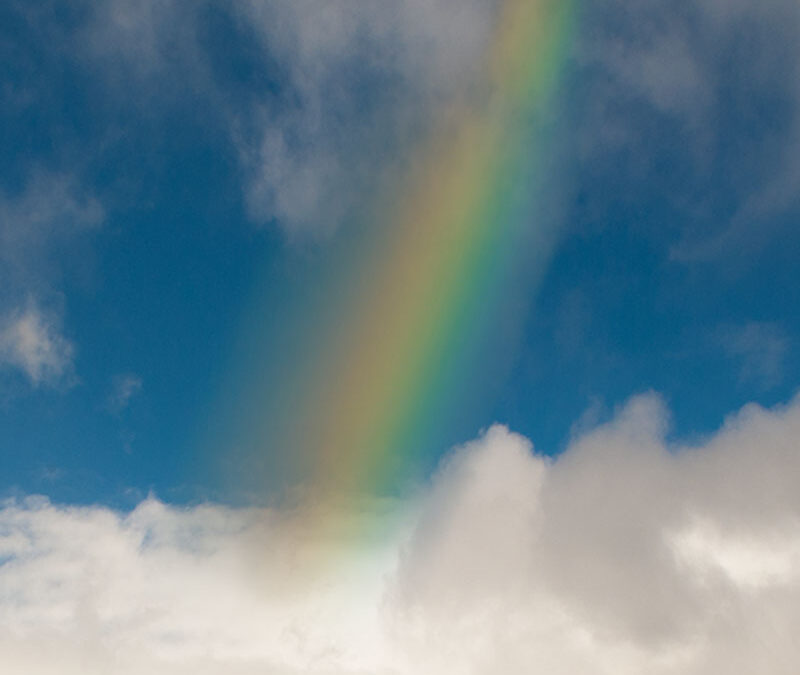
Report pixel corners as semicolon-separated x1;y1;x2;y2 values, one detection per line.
0;303;74;387
3;392;800;673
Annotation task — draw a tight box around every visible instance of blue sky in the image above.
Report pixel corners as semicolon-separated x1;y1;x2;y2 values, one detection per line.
2;2;800;673
1;0;799;506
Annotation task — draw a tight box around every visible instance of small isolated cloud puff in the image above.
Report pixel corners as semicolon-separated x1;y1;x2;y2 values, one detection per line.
0;303;74;387
2;392;800;673
108;373;143;413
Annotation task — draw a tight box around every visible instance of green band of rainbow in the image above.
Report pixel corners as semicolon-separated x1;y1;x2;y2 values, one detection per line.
284;0;579;507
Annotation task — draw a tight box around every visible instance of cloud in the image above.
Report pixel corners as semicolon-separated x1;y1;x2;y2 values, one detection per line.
239;0;498;235
3;392;800;673
588;8;710;123
577;0;800;263
0;169;104;293
107;373;143;413
70;0;497;236
0;170;101;389
719;322;789;390
83;0;185;77
0;302;74;387
231;0;498;237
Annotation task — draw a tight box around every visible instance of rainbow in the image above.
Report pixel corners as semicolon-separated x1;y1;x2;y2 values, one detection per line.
217;0;578;524
294;0;577;501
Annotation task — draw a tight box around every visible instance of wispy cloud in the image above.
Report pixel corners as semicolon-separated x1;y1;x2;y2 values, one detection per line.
107;373;143;413
0;169;104;291
233;0;497;236
577;0;800;264
0;170;102;389
67;0;497;237
3;392;800;673
720;322;788;390
0;302;74;387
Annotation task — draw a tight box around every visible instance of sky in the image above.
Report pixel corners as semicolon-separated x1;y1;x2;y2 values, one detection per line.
1;0;800;673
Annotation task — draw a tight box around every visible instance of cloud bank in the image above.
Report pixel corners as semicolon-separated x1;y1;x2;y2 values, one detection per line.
3;392;800;673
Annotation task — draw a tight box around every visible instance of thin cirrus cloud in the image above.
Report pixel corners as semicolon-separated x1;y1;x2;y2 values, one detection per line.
2;392;800;674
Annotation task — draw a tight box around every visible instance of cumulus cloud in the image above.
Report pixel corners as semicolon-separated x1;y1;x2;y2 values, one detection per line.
3;392;800;673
